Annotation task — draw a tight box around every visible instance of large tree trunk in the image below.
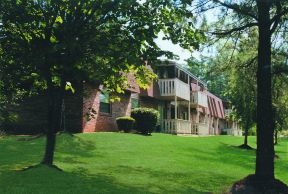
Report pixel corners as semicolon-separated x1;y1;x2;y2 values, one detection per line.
41;76;63;166
274;130;278;145
243;127;248;146
243;121;250;146
255;0;275;181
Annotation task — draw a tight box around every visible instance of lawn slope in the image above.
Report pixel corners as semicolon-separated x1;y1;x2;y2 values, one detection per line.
0;133;287;194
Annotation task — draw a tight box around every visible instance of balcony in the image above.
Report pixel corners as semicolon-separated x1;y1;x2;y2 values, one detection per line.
158;78;190;101
192;123;209;135
191;91;208;108
162;121;210;135
161;119;192;134
223;128;242;136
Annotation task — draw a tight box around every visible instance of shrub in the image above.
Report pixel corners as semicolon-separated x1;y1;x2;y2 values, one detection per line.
280;130;288;137
248;125;257;136
0;129;6;137
220;130;227;135
131;108;159;135
116;116;135;133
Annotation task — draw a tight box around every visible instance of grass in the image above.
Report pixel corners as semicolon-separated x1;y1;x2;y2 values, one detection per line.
0;133;287;194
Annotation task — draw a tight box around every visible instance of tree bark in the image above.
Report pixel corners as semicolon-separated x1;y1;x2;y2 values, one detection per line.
255;0;275;181
243;120;250;146
41;75;63;166
243;127;248;146
274;130;278;145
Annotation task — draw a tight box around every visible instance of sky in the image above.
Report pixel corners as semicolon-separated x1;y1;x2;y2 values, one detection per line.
154;33;193;64
154;6;218;64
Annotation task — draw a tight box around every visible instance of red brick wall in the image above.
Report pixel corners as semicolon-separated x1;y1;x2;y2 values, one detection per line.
82;86;132;132
82;86;99;133
95;92;131;132
140;81;160;98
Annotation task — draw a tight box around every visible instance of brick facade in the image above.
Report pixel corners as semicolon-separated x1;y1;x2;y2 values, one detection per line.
82;85;133;132
7;63;240;136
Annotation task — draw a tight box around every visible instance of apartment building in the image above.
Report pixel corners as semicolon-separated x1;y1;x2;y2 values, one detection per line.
83;61;241;136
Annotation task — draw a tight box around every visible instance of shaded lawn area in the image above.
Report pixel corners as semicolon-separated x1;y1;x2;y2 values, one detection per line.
0;133;287;194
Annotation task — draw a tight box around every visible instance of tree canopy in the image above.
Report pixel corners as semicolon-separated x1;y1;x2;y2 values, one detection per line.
0;0;204;166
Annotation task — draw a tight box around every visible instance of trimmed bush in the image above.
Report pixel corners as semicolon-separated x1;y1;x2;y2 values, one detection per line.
131;108;159;135
116;116;135;133
220;131;227;135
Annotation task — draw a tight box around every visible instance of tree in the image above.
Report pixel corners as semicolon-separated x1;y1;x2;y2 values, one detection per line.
0;0;203;167
272;71;288;145
271;28;288;145
187;57;228;98
188;29;258;148
219;28;258;148
228;64;256;149
192;0;288;191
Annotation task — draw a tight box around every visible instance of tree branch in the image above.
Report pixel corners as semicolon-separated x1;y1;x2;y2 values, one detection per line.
272;65;288;76
270;2;288;34
213;0;258;21
237;56;258;69
212;22;258;36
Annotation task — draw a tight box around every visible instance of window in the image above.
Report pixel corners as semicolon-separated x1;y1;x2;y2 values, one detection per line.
131;93;139;109
100;93;111;114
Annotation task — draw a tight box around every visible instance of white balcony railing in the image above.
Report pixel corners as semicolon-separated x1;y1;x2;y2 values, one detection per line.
192;123;209;135
162;119;192;134
191;91;208;108
158;79;190;101
162;121;211;136
223;128;242;136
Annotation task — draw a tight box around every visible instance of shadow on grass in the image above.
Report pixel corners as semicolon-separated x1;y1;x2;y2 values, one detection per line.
55;133;99;159
237;144;255;150
217;142;256;170
0;165;211;194
0;133;99;172
110;164;234;194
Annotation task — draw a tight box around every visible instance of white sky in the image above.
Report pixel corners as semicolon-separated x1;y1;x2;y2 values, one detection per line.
155;32;198;64
154;9;217;64
155;38;193;64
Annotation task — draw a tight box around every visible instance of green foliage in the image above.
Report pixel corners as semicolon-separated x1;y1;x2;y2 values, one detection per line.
0;0;203;164
116;116;135;133
248;125;257;136
194;27;258;132
280;130;288;137
0;129;6;137
187;57;228;100
131;108;159;135
0;83;23;133
64;82;75;94
272;62;288;133
0;0;204;95
0;0;204;134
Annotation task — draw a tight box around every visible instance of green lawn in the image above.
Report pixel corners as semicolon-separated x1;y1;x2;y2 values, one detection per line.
0;133;287;194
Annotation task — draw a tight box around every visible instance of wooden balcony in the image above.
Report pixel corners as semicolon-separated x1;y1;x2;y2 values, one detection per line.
191;91;208;108
161;119;192;134
158;78;190;101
